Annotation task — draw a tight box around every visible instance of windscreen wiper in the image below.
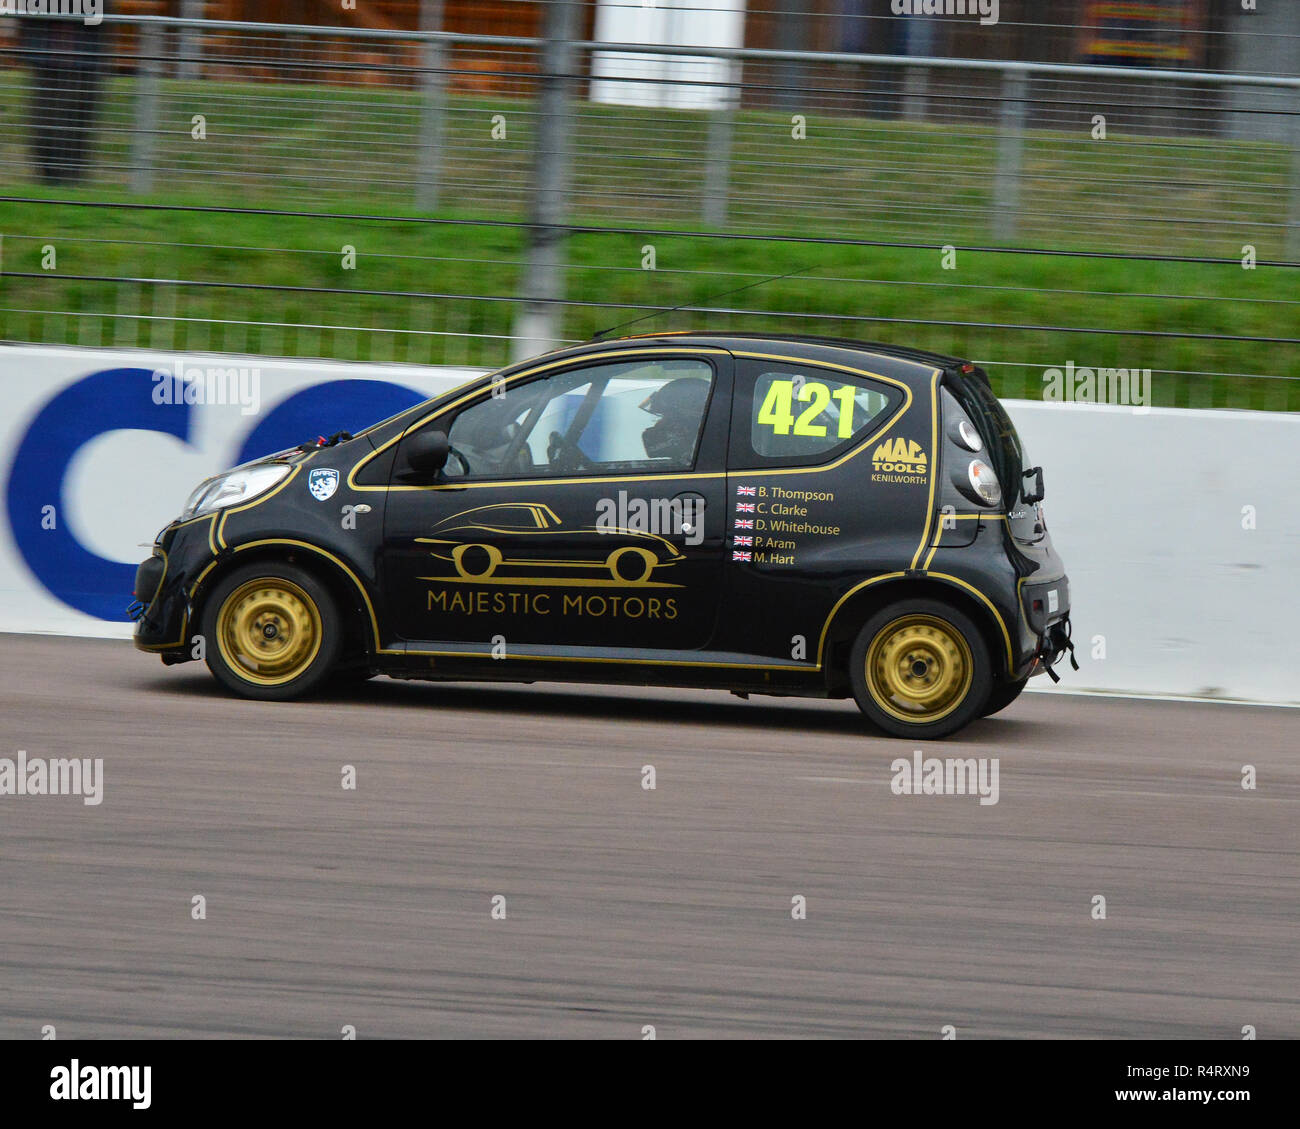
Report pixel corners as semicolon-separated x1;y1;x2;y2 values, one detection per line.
296;430;353;452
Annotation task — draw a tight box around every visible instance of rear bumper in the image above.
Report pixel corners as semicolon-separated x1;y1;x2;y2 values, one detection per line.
1018;575;1075;681
1021;575;1070;637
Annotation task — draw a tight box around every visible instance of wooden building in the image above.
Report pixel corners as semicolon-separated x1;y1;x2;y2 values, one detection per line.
7;2;1237;86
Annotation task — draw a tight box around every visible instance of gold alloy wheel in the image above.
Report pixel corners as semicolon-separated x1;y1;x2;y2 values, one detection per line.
215;578;323;686
865;613;974;724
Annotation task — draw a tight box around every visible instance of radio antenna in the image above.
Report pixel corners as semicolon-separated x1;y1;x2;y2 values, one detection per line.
590;263;818;341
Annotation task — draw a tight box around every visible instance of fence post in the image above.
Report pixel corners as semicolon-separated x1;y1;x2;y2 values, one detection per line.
773;0;810;113
902;64;929;122
512;0;579;362
702;66;739;228
414;0;448;212
130;23;162;195
992;68;1028;243
177;0;203;80
1288;89;1300;261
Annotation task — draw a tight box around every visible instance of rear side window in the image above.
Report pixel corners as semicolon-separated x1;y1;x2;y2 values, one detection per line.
732;360;899;468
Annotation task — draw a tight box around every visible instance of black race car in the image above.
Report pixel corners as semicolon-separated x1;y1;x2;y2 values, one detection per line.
133;333;1074;738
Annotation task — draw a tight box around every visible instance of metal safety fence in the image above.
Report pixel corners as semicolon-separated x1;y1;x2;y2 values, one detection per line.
0;6;1297;410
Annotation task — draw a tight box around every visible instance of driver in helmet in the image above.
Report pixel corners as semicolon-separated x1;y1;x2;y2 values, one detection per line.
641;378;709;464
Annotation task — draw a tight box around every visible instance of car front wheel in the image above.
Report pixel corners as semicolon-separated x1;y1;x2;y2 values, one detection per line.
202;562;342;700
849;599;993;739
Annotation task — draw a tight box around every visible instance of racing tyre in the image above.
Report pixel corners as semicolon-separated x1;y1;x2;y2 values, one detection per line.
981;677;1028;717
330;666;378;688
201;562;342;700
849;599;992;739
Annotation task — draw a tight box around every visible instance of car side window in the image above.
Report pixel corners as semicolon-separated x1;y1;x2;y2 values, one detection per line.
436;357;716;480
734;361;899;468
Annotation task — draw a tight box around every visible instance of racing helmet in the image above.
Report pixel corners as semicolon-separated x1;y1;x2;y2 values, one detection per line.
640;377;709;462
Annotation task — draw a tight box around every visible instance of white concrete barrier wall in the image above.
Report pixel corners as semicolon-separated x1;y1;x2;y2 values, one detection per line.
1;345;1296;703
1011;400;1299;704
0;346;477;638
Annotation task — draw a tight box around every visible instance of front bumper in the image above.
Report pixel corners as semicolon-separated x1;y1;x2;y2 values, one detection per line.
132;547;191;657
131;517;215;659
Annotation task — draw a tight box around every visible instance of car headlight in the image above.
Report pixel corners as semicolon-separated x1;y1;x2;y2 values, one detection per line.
966;459;1002;507
180;464;291;521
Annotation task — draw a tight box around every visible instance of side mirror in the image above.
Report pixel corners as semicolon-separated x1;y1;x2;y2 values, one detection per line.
1022;466;1045;504
404;430;450;477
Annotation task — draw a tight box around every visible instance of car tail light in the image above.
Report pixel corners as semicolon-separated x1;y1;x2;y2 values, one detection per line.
967;460;1001;507
955;419;983;452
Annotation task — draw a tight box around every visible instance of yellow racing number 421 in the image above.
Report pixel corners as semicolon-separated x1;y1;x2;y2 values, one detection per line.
756;379;857;439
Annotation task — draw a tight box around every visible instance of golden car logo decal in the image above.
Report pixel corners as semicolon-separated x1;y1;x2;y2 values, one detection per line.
871;436;929;485
415;503;685;588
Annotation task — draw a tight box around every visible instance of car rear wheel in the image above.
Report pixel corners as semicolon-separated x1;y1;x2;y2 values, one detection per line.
849;599;992;739
981;677;1029;717
202;563;341;700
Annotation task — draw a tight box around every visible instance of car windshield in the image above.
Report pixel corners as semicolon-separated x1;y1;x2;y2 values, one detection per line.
353;371;490;441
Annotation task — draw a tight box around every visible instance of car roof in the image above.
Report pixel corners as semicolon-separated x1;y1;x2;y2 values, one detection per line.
361;332;974;447
570;331;967;376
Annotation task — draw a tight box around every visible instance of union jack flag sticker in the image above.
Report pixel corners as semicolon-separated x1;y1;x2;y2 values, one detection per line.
734;536;753;547
736;502;756;513
736;485;757;496
732;551;752;562
734;518;754;529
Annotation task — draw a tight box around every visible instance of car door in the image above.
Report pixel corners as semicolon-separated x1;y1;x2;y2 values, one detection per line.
713;355;911;662
380;349;732;654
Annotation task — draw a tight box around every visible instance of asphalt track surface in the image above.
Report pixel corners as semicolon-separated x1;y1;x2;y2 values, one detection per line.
1;633;1296;1039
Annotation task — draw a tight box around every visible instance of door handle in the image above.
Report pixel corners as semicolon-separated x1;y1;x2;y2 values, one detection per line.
670;491;707;541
